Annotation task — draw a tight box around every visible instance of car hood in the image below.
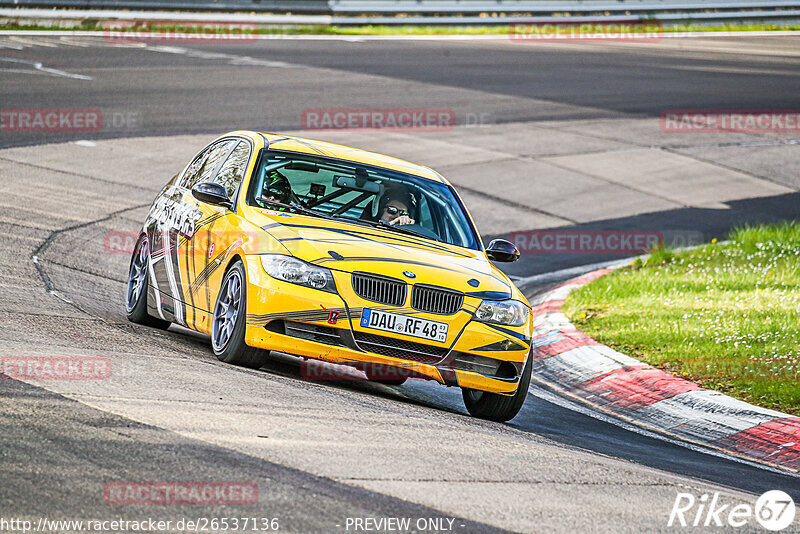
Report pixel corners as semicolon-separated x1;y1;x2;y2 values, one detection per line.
253;210;515;298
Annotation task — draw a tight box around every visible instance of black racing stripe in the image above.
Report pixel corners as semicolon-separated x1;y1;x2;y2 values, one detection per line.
482;323;531;345
277;222;468;256
184;225;196;325
204;218;213;311
190;242;236;295
470;339;527;352
196;212;225;230
320;256;467;275
248;307;347;321
256;223;512;288
247;307;353;327
166;229;186;326
465;290;513;300
283;137;327;155
317;253;508;288
190;258;222;294
264;135;290;147
177;213;226;250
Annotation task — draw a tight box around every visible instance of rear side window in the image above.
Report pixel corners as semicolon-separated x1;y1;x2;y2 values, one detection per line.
213;141;251;198
180;140;237;190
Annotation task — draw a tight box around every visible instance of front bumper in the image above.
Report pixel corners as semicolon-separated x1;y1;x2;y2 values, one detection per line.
243;259;531;395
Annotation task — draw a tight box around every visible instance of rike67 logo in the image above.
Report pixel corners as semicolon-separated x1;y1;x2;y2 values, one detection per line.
669;490;795;531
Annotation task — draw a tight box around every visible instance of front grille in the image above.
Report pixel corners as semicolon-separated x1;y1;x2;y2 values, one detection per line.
352;272;406;307
411;285;464;315
352;330;448;364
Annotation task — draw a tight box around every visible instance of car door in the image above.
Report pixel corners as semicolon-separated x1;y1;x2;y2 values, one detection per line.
180;139;253;334
146;139;236;326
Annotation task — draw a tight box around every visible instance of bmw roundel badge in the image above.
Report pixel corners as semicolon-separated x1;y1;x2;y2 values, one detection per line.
402;271;416;279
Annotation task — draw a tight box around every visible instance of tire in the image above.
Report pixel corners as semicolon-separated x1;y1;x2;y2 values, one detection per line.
211;260;266;369
462;351;532;422
364;365;408;386
125;234;171;330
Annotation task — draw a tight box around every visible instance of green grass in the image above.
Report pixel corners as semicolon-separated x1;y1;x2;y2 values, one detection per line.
563;222;800;415
1;22;799;35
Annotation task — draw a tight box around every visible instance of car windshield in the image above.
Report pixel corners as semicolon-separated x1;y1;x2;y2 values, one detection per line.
248;151;480;250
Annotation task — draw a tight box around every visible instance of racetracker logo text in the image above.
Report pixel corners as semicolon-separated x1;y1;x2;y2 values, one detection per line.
1;356;111;381
0;109;101;133
660;110;800;133
102;20;258;44
507;230;705;255
509;19;663;41
0;109;140;133
669;490;796;531
301;360;418;382
104;481;258;506
301;108;456;131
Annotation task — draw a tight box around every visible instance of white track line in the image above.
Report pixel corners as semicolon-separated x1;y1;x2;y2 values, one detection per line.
0;57;92;80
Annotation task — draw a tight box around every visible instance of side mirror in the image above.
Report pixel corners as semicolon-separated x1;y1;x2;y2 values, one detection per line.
486;239;520;263
192;182;232;209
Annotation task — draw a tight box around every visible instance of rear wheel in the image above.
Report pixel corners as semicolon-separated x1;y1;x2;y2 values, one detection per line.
462;351;532;422
212;260;266;369
125;234;170;330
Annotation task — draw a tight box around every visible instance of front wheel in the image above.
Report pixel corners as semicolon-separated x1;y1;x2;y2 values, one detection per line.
462;352;532;422
125;234;170;330
212;260;266;369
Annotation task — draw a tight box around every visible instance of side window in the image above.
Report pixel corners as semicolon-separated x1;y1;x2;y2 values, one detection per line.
417;194;433;229
213;141;251;198
180;140;237;190
180;150;209;189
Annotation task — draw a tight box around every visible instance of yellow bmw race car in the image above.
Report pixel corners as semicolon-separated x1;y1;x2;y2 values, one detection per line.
126;131;533;421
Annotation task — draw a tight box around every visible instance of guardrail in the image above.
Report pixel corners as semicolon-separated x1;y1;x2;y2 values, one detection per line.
1;0;799;24
330;0;800;12
0;1;329;12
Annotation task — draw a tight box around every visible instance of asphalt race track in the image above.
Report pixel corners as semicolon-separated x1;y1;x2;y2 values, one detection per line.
1;34;799;532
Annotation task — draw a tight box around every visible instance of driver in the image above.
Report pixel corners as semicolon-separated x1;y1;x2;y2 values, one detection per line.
261;172;295;205
379;187;416;226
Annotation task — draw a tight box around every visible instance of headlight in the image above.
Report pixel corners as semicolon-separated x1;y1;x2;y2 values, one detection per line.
260;255;337;293
475;299;529;327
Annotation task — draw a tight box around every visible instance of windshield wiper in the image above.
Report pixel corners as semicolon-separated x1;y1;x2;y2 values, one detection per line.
328;213;377;228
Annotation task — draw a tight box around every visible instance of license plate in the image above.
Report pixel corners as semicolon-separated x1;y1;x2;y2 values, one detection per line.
360;308;448;343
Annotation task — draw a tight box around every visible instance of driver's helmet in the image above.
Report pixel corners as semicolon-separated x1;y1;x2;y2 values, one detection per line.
263;172;292;204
